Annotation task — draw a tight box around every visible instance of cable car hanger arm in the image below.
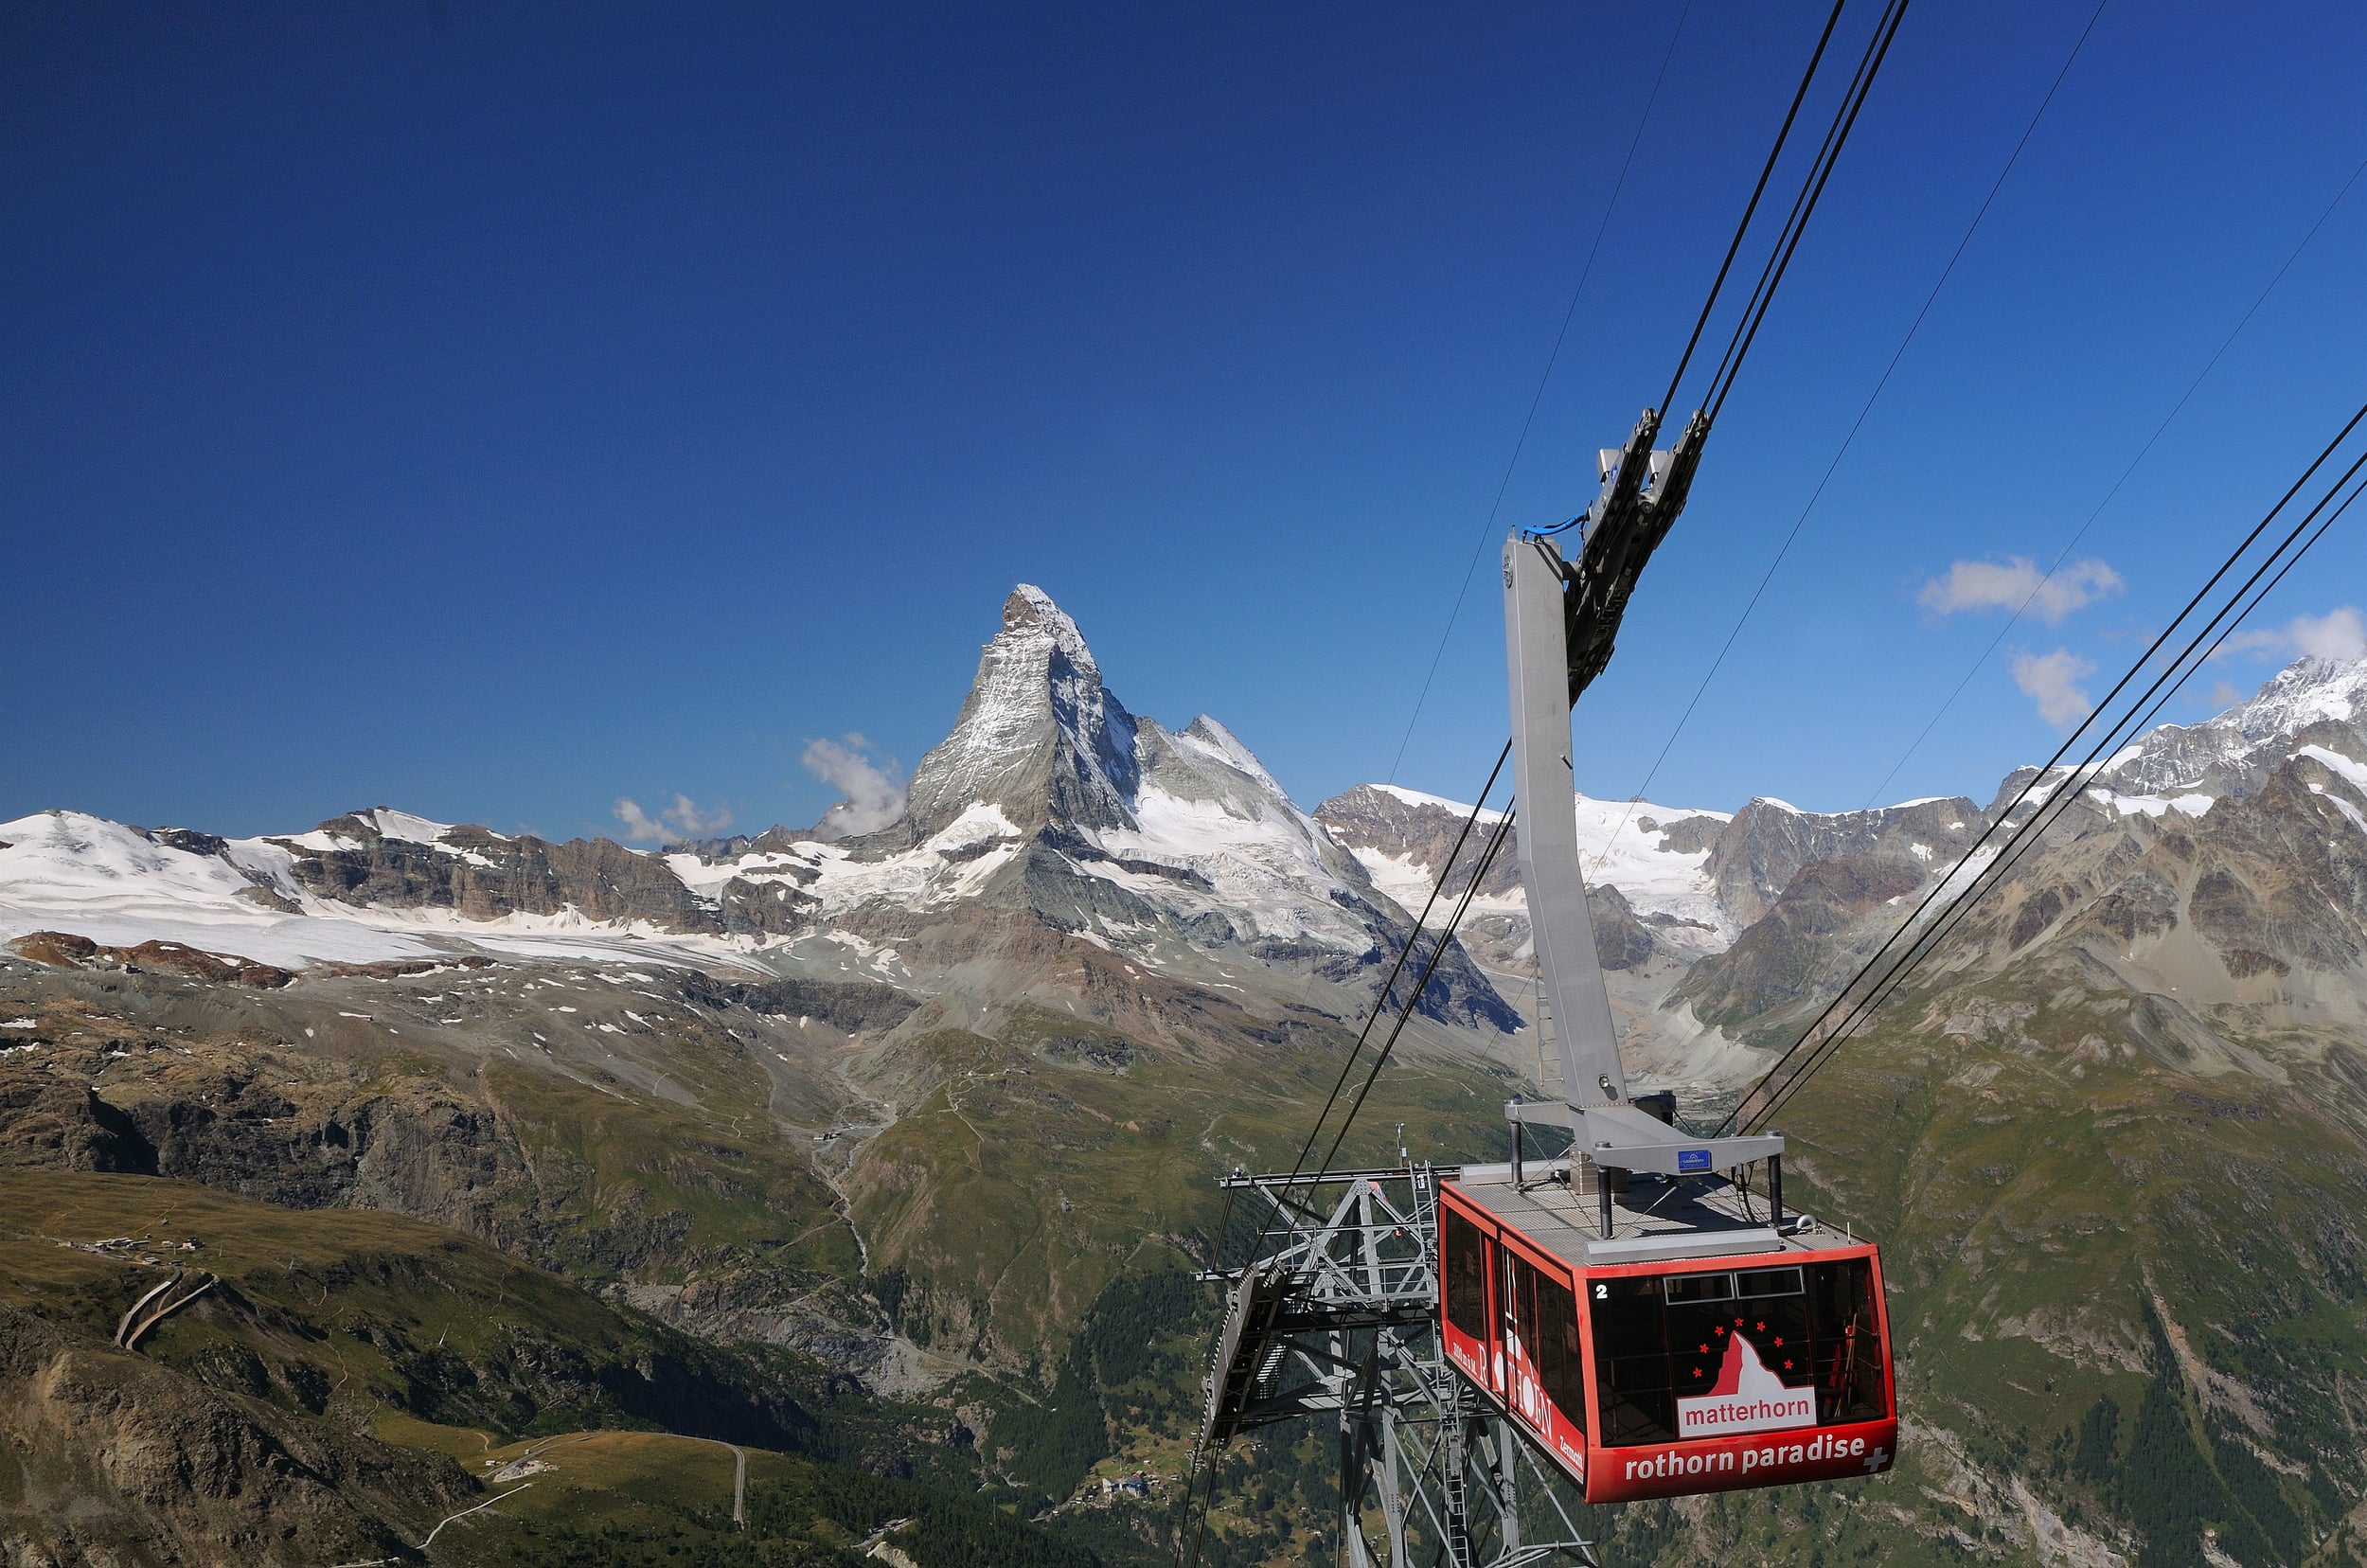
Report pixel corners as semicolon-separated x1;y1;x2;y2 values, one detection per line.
1503;412;1776;1180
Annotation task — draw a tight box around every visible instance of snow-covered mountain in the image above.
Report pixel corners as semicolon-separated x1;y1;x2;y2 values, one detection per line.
0;586;1515;1037
0;805;809;972
9;585;2364;1094
1997;653;2367;823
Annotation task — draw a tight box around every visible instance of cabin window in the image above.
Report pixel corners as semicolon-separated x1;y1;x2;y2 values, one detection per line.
1505;1255;1588;1435
1533;1271;1586;1434
1442;1208;1488;1342
1806;1256;1887;1424
1664;1272;1732;1304
1590;1274;1674;1447
1737;1266;1803;1297
1587;1256;1886;1447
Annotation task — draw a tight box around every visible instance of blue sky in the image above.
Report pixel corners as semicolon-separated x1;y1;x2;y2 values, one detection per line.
7;1;2365;841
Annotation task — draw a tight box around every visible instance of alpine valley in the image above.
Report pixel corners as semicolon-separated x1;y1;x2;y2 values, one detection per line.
5;585;2367;1568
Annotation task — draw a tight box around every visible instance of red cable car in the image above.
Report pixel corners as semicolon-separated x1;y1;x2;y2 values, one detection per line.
1434;1162;1895;1503
1415;534;1899;1505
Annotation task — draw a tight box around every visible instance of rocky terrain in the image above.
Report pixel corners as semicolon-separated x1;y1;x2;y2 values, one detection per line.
2;589;2366;1566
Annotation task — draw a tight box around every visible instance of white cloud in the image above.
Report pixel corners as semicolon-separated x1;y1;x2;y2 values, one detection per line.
2010;648;2096;729
2212;605;2367;665
613;793;735;845
802;735;908;840
1918;556;2123;625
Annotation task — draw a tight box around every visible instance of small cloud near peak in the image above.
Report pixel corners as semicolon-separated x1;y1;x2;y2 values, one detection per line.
614;794;734;844
802;735;909;840
1919;556;2123;626
2211;605;2366;666
2010;648;2096;729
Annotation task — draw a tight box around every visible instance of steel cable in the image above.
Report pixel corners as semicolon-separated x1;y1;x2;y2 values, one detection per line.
1858;140;2367;809
1385;3;1698;786
1724;402;2367;1134
1746;460;2367;1134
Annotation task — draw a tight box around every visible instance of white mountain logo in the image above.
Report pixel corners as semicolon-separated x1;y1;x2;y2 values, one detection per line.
1674;1331;1816;1439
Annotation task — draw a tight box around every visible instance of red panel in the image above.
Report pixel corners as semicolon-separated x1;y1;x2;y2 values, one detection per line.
1576;1241;1898;1505
1493;1232;1587;1485
1582;1418;1897;1503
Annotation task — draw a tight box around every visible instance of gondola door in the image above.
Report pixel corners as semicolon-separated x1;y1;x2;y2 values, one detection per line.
1436;1195;1499;1396
1495;1232;1590;1482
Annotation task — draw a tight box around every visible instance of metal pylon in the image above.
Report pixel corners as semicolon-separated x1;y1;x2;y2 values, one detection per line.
1196;1167;1599;1568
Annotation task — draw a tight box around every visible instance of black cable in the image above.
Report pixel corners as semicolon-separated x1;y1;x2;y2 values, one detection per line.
1703;0;1913;422
1659;0;1852;418
1729;412;2367;1134
1601;0;2090;851
1275;742;1511;1200
1748;466;2364;1138
1177;744;1507;1568
1730;409;2367;1133
1859;139;2367;810
1758;459;2367;1128
1311;0;1905;1203
1699;0;1913;419
1385;3;1697;787
1737;432;2367;1134
1314;806;1521;1178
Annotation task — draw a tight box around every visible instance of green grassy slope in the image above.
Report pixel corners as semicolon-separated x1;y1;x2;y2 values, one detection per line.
0;1168;1107;1565
1620;955;2367;1568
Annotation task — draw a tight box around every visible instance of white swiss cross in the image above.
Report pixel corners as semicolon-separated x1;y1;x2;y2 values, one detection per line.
1862;1446;1890;1473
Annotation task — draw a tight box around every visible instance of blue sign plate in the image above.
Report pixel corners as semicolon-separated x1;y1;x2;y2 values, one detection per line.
1677;1149;1712;1172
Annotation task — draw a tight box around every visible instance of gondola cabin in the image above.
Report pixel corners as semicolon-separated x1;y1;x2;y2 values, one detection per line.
1436;1160;1895;1504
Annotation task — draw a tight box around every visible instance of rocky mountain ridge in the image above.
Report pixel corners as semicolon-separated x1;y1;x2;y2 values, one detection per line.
9;603;2366;1109
4;587;2367;1566
2;584;1514;1040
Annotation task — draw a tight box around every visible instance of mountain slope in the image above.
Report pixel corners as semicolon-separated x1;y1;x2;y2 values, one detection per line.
9;583;2367;1567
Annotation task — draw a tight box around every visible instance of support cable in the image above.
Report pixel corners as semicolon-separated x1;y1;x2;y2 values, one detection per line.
1858;141;2367;809
1746;461;2367;1134
1699;0;1917;423
1721;401;2367;1135
1313;807;1521;1179
1658;0;1852;416
1386;4;1696;785
1274;743;1510;1212
1183;3;1905;1555
1736;421;2367;1132
1589;0;2095;869
1179;747;1506;1568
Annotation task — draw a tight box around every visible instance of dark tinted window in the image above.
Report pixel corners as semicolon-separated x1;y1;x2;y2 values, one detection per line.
1806;1257;1887;1423
1509;1253;1536;1348
1533;1272;1586;1434
1442;1207;1488;1341
1586;1255;1887;1448
1664;1273;1732;1304
1589;1275;1673;1446
1737;1267;1803;1297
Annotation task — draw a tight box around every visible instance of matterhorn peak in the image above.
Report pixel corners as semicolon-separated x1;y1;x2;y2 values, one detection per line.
1002;584;1097;671
895;584;1142;841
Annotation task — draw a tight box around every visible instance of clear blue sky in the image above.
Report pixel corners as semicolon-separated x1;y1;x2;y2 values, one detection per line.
8;1;2366;841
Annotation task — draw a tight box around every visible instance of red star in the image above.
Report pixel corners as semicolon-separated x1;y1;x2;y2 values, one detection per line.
1773;1337;1784;1346
1714;1325;1727;1336
1784;1361;1794;1371
1698;1344;1710;1353
1755;1321;1766;1331
1692;1367;1703;1378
